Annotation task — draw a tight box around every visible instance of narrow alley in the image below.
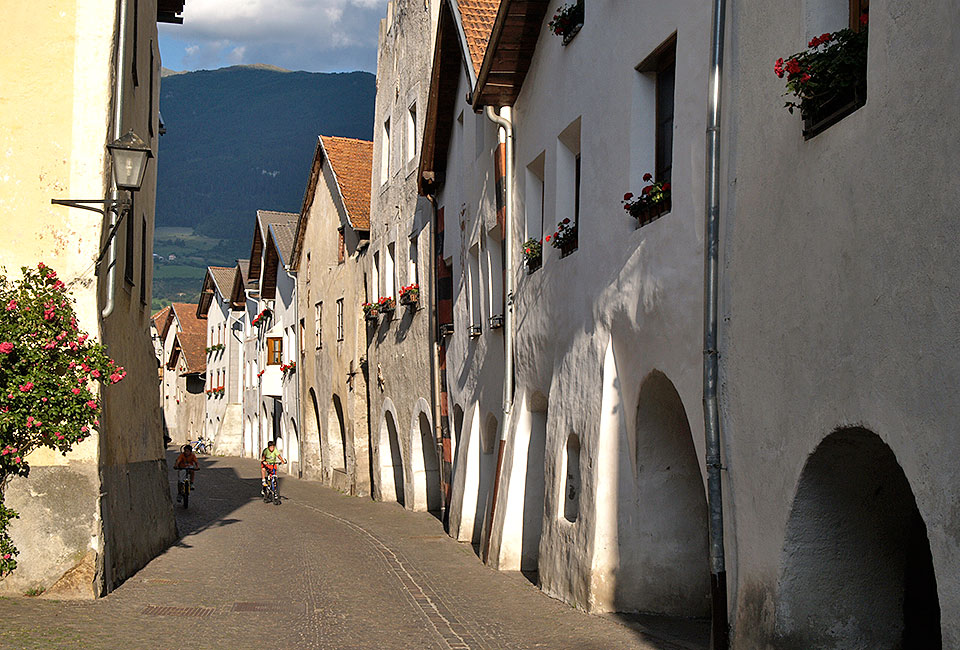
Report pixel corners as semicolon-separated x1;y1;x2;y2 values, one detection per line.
0;452;708;650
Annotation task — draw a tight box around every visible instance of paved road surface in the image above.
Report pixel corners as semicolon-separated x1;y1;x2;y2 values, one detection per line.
0;452;708;650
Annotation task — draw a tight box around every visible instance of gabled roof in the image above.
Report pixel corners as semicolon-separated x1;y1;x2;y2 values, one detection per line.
291;136;373;270
152;305;171;335
321;136;373;230
197;265;240;317
248;210;299;286
168;302;206;373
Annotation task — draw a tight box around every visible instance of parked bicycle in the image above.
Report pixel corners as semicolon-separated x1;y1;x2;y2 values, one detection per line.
191;435;210;455
262;461;285;505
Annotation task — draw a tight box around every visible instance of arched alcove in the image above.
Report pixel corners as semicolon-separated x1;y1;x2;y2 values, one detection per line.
288;418;299;469
244;417;252;458
327;395;347;472
306;389;322;476
616;370;709;616
379;410;404;506
562;434;581;523
776;428;941;648
452;405;465;475
521;394;548;572
411;408;442;514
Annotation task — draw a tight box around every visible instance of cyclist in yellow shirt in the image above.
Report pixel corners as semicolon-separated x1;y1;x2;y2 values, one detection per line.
260;440;286;490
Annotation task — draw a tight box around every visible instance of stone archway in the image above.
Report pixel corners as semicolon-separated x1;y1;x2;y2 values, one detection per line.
306;388;323;478
379;408;404;506
776;428;941;648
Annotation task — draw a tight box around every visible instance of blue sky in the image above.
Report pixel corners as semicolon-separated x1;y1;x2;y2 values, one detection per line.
158;0;388;73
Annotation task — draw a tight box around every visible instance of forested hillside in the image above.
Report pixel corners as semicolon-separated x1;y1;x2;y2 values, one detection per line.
153;65;376;309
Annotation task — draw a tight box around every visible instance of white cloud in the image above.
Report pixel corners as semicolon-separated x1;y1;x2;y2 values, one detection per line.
160;0;389;72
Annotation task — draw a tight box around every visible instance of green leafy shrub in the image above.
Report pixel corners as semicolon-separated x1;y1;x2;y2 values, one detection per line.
0;264;125;576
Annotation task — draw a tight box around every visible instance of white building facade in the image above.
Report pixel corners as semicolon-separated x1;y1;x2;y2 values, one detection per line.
420;0;713;619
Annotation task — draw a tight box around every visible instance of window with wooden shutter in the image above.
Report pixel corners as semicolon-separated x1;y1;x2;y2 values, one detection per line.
267;337;282;365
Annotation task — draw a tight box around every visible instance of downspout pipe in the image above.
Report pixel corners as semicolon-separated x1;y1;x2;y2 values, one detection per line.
102;0;128;319
483;105;514;416
703;0;729;647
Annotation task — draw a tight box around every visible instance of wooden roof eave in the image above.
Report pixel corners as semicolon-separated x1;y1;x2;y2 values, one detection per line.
291;137;325;271
472;0;551;110
419;1;470;196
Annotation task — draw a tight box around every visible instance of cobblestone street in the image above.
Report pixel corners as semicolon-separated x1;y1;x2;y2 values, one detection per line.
0;452;708;650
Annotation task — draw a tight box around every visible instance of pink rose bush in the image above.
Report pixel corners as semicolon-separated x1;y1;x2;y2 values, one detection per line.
0;264;125;576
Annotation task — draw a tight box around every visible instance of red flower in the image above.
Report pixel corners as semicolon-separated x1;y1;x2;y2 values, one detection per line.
642;186;652;195
808;36;819;47
859;13;868;26
72;388;81;395
562;218;570;224
19;383;33;392
662;183;671;191
623;192;633;201
545;235;551;242
800;73;811;83
86;400;97;409
642;173;653;182
785;58;801;75
820;33;831;43
0;342;12;354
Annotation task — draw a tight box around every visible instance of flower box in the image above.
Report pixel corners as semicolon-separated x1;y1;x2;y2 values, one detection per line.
802;85;865;139
549;1;584;45
633;197;672;227
623;175;672;228
775;15;867;139
546;219;577;258
522;238;542;274
399;284;420;307
378;296;396;314
362;302;379;321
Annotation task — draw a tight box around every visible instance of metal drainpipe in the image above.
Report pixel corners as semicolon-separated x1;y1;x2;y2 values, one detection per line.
102;0;128;319
703;0;729;647
424;193;448;524
482;105;514;563
483;105;514;416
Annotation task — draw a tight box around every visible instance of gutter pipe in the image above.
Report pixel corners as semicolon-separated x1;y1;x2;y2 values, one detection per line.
102;0;128;319
483;105;514;416
703;0;729;647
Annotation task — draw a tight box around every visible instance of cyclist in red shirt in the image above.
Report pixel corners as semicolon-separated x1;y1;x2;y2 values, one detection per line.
175;444;199;485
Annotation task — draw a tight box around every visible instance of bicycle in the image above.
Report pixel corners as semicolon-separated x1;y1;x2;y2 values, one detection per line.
191;435;210;455
261;461;285;505
176;466;199;509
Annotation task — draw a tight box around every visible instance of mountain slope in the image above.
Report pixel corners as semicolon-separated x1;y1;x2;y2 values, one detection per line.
153;65;376;308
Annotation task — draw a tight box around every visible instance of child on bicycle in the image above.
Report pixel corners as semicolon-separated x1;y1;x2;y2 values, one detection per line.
260;440;286;491
175;444;199;486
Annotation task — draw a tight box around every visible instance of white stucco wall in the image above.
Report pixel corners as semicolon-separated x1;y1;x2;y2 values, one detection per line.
721;1;958;646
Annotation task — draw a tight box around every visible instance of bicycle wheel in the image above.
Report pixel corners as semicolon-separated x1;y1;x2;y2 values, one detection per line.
182;481;190;509
272;477;280;505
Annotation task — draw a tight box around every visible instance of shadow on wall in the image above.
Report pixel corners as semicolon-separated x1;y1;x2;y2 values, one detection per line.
380;409;405;506
774;427;941;649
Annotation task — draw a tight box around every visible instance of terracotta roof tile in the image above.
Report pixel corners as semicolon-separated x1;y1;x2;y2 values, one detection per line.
152;305;171;330
458;0;502;75
170;302;207;373
320;135;373;230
